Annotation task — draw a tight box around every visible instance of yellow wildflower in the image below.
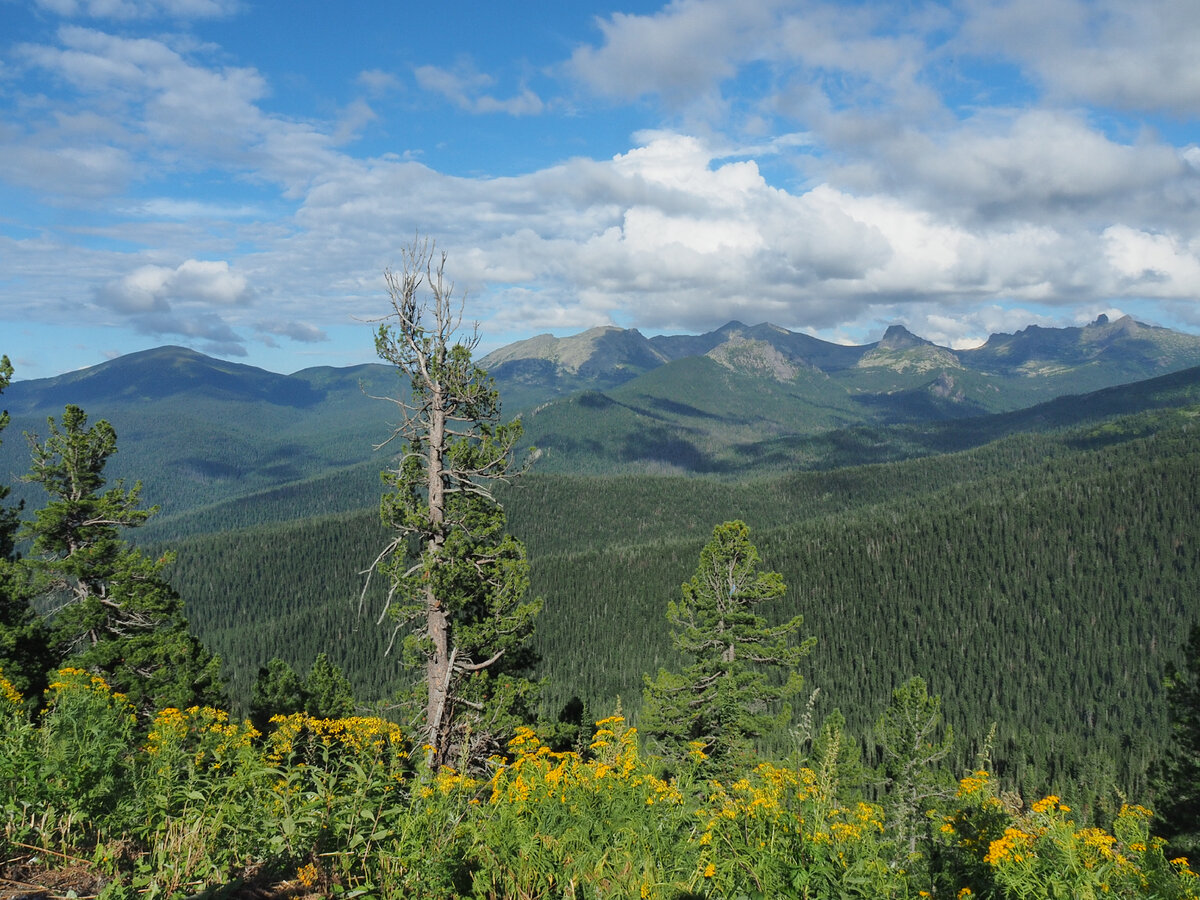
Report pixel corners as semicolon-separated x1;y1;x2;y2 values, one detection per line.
985;827;1032;866
0;671;23;708
297;863;319;887
1030;795;1060;814
957;771;989;797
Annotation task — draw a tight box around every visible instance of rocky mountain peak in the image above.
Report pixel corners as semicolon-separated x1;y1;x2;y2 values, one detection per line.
877;324;928;350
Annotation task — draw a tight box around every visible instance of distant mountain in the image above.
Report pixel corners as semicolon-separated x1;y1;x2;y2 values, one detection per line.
0;347;397;527
3;347;402;415
479;326;668;410
960;314;1200;379
4;315;1200;525
506;315;1200;473
483;314;1200;400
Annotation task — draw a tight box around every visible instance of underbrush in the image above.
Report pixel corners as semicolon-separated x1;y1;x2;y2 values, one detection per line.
2;669;1197;899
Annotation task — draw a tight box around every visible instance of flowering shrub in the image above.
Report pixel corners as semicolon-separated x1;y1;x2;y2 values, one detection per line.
0;674;1196;900
468;717;694;899
37;668;138;822
936;768;1200;900
700;763;905;898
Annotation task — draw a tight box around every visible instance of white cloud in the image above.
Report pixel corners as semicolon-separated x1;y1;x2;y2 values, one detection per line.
357;68;401;95
9;28;346;200
332;98;377;144
568;0;941;122
5;0;1200;371
963;0;1200;117
254;319;328;344
820;109;1195;233
100;259;249;313
123;198;261;219
414;62;545;116
1103;226;1200;297
35;0;239;20
568;0;768;104
131;310;246;355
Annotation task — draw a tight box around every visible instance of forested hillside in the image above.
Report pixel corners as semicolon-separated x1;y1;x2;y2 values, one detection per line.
122;360;1200;545
5;333;1200;898
7;315;1200;521
163;402;1200;812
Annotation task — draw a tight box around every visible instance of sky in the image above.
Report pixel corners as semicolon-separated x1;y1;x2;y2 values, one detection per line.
2;0;1200;380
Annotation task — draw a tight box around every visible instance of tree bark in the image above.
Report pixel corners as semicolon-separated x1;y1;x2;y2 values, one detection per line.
426;369;450;754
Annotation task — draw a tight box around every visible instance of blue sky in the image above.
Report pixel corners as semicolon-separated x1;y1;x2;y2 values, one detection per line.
2;0;1200;379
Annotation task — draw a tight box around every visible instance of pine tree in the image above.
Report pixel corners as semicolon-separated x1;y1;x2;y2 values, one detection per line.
362;238;540;770
305;652;355;719
250;657;305;729
22;404;224;715
0;355;53;700
1157;623;1200;856
641;520;813;773
876;676;954;856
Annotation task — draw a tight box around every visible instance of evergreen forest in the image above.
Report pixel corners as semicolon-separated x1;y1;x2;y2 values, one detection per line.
1;322;1200;898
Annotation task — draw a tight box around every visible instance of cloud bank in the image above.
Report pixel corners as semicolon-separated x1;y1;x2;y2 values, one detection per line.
1;0;1199;371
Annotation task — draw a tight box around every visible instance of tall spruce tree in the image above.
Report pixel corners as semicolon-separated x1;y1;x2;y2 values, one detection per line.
363;238;540;770
305;652;355;719
0;355;53;700
642;520;813;773
1157;623;1200;856
250;657;306;730
876;676;954;857
22;404;224;715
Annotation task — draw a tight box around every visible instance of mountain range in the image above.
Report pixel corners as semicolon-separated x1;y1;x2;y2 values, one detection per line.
3;314;1200;534
481;313;1200;403
479;314;1200;473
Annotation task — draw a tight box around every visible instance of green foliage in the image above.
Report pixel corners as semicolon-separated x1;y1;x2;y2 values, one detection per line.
21;405;224;715
807;708;867;803
0;665;1198;899
642;520;813;773
876;675;955;858
1157;622;1200;857
151;407;1200;805
249;657;306;729
0;668;137;833
0;356;53;701
250;653;356;729
304;652;355;719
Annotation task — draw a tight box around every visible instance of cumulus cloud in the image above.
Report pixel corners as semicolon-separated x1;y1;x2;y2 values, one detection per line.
824;110;1195;229
5;0;1200;370
99;259;250;313
962;0;1200;117
123;309;246;356
568;0;767;104
568;0;939;120
9;27;347;201
1103;226;1200;297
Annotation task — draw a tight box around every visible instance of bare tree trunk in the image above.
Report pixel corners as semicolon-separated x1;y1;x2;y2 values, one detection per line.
426;371;450;758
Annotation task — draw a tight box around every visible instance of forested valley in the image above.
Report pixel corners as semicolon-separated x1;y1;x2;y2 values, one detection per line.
2;309;1200;898
163;405;1200;814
